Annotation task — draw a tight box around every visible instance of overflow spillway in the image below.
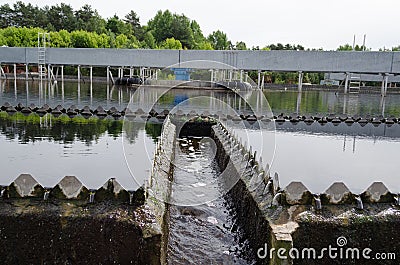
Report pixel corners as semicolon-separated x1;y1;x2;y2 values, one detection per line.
0;114;399;264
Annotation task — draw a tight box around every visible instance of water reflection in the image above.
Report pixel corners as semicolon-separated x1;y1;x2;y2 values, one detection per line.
0;112;161;190
265;90;400;117
1;81;400;117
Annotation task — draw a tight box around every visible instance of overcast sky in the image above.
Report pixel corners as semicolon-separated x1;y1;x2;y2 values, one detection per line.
3;0;400;50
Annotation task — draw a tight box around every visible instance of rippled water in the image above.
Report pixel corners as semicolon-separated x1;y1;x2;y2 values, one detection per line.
167;137;254;264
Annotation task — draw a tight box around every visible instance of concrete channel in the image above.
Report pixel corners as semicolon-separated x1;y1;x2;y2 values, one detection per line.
0;109;399;264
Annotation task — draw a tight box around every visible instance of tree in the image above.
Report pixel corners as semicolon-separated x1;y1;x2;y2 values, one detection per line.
197;41;213;50
161;37;182;50
115;34;128;48
142;31;157;49
47;3;76;32
266;43;304;50
124;10;143;40
147;10;195;49
207;30;230;50
71;30;98;48
190;20;207;49
50;30;72;47
235;41;247;50
337;44;353;51
0;4;14;28
106;15;132;36
12;2;40;28
75;4;106;34
147;10;173;43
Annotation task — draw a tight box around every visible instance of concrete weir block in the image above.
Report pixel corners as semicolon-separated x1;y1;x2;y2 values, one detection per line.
10;174;44;198
322;182;354;204
283;181;313;205
361;182;393;203
51;176;89;199
95;178;130;202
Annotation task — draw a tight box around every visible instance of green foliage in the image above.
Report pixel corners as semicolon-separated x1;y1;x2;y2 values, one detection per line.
207;30;231;50
235;41;247;50
161;37;182;50
50;30;71;47
265;43;305;50
47;3;77;32
337;44;366;51
392;46;400;51
0;5;215;51
142;31;157;49
70;30;99;48
147;10;196;49
106;15;132;36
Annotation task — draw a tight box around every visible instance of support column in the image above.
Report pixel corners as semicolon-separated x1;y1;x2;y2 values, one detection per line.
344;73;349;94
257;70;261;89
210;69;214;83
48;64;51;81
384;74;389;96
298;71;303;92
261;74;265;90
240;70;243;83
90;66;93;84
381;73;388;96
61;65;64;82
129;66;133;78
78;65;81;83
25;64;29;80
13;64;17;80
107;66;110;84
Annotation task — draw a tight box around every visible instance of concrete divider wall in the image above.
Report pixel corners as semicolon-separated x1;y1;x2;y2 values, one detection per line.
0;116;176;265
145;115;176;265
211;122;400;265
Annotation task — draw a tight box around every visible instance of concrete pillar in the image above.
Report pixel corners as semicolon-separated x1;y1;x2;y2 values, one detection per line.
155;69;158;80
296;92;302;114
61;78;64;105
47;64;51;81
229;70;233;82
261;74;265;90
240;70;243;82
25;81;29;104
61;65;64;82
107;66;110;84
13;64;17;80
384;74;389;96
25;64;28;80
298;71;303;92
344;73;349;94
380;96;386;117
90;66;93;84
381;74;388;96
78;65;81;83
129;66;133;78
257;70;261;89
210;69;214;83
77;81;81;105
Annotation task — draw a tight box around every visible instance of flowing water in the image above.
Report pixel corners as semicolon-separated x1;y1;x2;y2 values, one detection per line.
1;80;400;262
167;137;255;264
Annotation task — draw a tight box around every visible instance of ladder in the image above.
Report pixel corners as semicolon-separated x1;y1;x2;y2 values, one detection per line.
349;73;361;93
38;32;50;80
